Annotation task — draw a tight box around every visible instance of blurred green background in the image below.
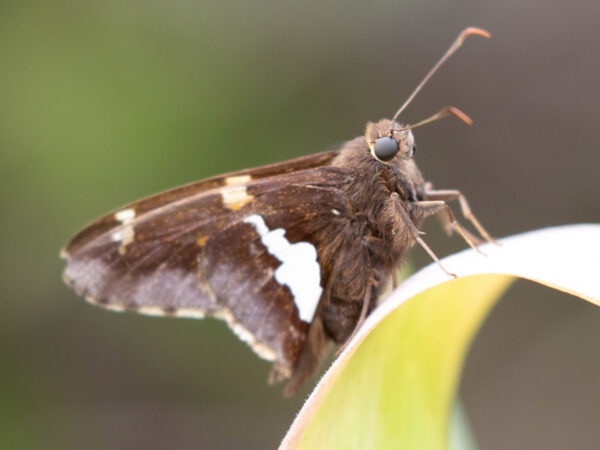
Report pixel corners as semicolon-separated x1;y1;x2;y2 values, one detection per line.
2;1;599;448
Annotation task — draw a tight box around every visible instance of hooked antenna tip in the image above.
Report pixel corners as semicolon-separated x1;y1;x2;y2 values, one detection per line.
460;27;491;41
447;106;473;126
391;27;490;122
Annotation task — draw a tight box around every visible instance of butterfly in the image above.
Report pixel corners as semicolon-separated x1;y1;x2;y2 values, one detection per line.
61;27;493;396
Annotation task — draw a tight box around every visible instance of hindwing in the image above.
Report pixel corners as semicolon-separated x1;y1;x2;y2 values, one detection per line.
62;155;351;378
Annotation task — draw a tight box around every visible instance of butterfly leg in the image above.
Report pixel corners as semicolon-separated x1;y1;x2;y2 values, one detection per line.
391;193;457;278
436;209;485;246
415;200;484;255
422;187;481;243
422;189;495;244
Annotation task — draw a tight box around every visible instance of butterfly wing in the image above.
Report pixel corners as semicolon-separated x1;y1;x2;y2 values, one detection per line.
62;155;351;381
65;150;339;256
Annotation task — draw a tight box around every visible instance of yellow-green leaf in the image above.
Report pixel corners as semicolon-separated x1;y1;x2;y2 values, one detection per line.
281;224;600;449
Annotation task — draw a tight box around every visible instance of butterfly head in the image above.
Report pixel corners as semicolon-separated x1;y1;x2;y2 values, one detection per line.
366;119;416;163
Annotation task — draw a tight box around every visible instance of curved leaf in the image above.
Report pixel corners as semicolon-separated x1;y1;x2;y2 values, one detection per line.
281;224;600;449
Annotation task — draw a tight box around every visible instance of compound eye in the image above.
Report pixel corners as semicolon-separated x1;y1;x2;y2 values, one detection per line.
412;143;417;157
373;136;399;161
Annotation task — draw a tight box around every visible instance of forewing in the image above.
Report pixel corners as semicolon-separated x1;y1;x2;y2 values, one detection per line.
65;150;339;256
62;165;350;376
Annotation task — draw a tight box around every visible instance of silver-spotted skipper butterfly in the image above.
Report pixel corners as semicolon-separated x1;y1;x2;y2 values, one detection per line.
61;27;493;396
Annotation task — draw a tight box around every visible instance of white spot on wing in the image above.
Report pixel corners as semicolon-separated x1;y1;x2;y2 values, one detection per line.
136;306;207;319
115;208;135;222
137;306;167;316
112;208;136;253
111;227;135;248
173;307;207;319
243;214;322;323
225;174;251;186
222;186;247;203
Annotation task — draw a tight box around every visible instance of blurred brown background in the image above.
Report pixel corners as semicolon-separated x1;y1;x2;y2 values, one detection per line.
1;1;599;449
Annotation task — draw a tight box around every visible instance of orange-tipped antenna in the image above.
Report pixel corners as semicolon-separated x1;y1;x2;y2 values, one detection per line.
393;106;473;133
391;27;490;122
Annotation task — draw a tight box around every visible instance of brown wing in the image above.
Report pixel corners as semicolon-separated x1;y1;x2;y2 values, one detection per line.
62;163;350;379
64;150;340;256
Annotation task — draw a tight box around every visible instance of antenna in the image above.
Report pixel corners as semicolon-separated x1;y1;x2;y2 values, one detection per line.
393;106;472;133
391;27;490;122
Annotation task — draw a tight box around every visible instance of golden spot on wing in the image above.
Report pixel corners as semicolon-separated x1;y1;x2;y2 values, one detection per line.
222;186;254;211
225;174;251;186
227;197;254;211
197;235;208;246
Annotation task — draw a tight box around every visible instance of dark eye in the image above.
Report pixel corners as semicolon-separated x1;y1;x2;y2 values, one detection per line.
373;136;399;161
412;143;417;157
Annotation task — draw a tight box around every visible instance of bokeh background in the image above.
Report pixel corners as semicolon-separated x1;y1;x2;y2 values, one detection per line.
2;1;599;449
